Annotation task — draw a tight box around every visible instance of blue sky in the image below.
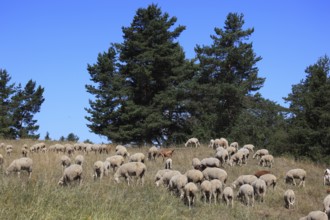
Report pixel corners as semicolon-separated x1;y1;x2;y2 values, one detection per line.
1;1;329;143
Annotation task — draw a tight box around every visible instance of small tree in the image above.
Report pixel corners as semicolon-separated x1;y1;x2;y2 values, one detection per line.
44;132;51;141
66;133;79;142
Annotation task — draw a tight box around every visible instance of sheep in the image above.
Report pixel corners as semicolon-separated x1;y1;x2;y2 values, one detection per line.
254;170;271;178
169;174;188;197
58;164;83;186
165;158;172;170
192;158;201;170
93;161;106;180
229;142;239;149
148;146;159;160
21;146;28;157
75;154;84;166
259;173;277;189
106;155;125;172
226;146;237;158
185;169;204;184
200;157;220;170
231;175;258;189
60;155;71;171
0;154;3;169
228;151;245;166
208;139;215;148
114;162;146;186
115;147;130;158
252;179;267;202
183;182;198;209
129;152;145;163
299;211;328;220
158;149;175;161
237;184;254;206
285;168;306;187
324;169;330;185
213;138;229;149
237;148;250;162
6;145;13;156
323;194;330;214
210;179;223;204
154;169;172;183
253;149;269;159
5;157;33;178
202;167;228;184
215;148;229;167
259;154;274;168
223;186;234;207
115;144;126;152
156;170;181;187
200;180;212;204
185;137;200;148
243;144;255;153
284;189;295;209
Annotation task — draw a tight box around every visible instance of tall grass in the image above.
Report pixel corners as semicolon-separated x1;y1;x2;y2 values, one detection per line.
0;140;328;220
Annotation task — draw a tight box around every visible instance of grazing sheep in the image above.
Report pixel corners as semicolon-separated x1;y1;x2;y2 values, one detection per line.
154;169;172;183
228;151;245;166
155;170;181;187
213;138;229;149
75;155;84;165
58;164;83;186
115;147;130;158
114;162;146;186
158;149;175;161
185;169;204;184
21;146;28;157
229;142;239;150
324;169;330;185
284;189;295;209
237;148;250;162
201;180;212;204
0;154;4;169
242;144;255;153
183;182;198;209
231;175;258;189
93;161;106;180
254;170;271;178
106;155;125;172
226;146;237;158
259;154;274;168
200;157;220;170
185;137;200;148
60;155;71;171
323;194;330;214
259;173;277;189
148;146;159;160
6;145;13;156
299;210;328;220
202;167;228;184
215;148;229;167
169;174;188;198
208;139;215;148
253;149;269;159
129;152;145;163
192;158;201;170
165;158;172;170
223;186;234;207
237;184;254;206
252;179;267;202
210;179;223;204
5;157;33;178
285;168;306;187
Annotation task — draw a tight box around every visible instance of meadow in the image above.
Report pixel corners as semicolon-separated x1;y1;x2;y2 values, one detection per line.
0;139;328;220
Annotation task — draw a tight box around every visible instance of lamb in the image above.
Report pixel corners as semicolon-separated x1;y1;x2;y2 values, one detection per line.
93;161;106;180
5;157;33;178
253;149;269;159
185;137;200;148
210;179;223;204
158;149;175;161
202;167;228;184
60;155;71;171
299;211;328;220
215;148;229;167
192;158;201;170
284;189;295;209
254;170;271;178
222;186;234;207
252;179;267;202
58;164;83;186
183;182;199;209
259;173;277;189
185;169;204;184
200;157;220;170
259;154;274;168
285;168;306;187
148;146;159;160
114;162;146;186
129;152;145;163
242;144;255;153
200;180;212;204
165;158;172;170
169;174;188;197
156;170;181;187
231;175;258;189
237;184;254;206
75;154;84;166
106;155;125;172
324;169;330;185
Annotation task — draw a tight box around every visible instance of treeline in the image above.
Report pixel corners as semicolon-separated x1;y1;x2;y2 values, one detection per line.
85;4;330;162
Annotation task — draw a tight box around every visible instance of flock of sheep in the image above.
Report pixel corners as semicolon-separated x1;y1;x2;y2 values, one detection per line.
0;139;330;219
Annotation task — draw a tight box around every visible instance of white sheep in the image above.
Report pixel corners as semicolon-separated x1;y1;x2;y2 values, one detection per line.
75;154;84;166
106;155;125;172
213;138;229;149
156;170;181;187
299;211;328;220
114;162;146;186
210;179;223;204
222;186;234;207
208;139;215;148
323;169;330;185
93;161;107;180
229;142;239;150
253;149;269;159
252;179;267;202
284;189;295;209
228;151;245;166
21;147;28;157
231;175;258;189
237;184;254;206
237;148;250;162
259;154;274;168
58;164;83;186
200;180;212;204
215;148;229;167
148;146;159;160
242;144;255;153
5;157;33;178
202;167;228;184
226;146;237;158
115;147;130;158
169;174;188;198
183;182;198;209
60;155;71;171
154;169;172;183
6;145;13;156
185;169;204;184
285;168;306;187
200;157;220;170
323;194;330;215
259;173;277;189
165;158;172;169
185;138;200;148
192;158;201;170
129;152;145;163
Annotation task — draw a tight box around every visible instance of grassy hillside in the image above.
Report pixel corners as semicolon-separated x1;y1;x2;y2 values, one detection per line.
0;139;328;220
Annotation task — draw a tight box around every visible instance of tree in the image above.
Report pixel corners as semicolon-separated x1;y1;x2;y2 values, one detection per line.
45;132;51;140
66;133;79;142
284;55;330;161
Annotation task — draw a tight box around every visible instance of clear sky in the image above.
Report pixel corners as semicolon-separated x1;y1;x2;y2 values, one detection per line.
1;1;329;143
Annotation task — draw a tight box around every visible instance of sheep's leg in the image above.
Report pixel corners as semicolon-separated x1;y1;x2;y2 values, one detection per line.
292;178;296;186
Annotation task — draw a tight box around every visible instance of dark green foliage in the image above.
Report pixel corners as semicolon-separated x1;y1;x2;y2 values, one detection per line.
45;132;51;140
66;133;79;142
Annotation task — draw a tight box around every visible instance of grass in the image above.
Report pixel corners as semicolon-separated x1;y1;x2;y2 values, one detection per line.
0;139;328;220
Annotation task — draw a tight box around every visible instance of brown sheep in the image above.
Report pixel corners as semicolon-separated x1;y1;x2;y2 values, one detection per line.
254;170;271;178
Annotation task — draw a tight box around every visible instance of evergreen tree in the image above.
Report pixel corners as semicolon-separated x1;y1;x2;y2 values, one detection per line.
45;132;51;140
66;133;79;142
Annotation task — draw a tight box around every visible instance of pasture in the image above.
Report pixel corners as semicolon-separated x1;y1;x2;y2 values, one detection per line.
0;139;328;220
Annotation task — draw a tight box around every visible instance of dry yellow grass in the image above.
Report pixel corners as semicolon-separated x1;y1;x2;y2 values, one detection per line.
0;139;328;219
